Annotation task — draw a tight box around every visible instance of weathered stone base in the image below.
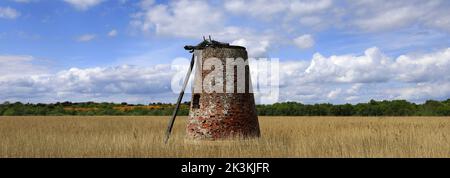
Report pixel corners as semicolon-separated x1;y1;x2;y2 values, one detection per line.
186;93;260;140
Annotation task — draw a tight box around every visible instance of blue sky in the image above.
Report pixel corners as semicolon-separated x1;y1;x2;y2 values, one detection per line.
1;0;450;104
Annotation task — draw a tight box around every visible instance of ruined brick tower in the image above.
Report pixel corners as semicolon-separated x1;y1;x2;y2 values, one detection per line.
186;44;261;140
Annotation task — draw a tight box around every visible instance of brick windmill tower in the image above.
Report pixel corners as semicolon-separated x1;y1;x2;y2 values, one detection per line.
165;37;260;142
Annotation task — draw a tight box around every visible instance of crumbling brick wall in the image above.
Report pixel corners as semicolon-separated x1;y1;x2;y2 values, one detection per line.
186;46;261;140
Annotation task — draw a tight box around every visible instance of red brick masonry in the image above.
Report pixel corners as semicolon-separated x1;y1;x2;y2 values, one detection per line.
186;46;261;140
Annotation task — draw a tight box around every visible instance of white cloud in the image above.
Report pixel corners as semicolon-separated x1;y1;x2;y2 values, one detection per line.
294;34;315;49
0;59;176;103
0;55;47;80
76;34;96;42
131;0;276;57
348;0;450;32
0;55;51;102
303;47;392;83
127;0;450;59
278;47;450;103
53;65;172;96
0;7;20;19
64;0;104;10
108;29;118;37
2;47;450;104
387;83;450;102
350;1;426;32
232;38;271;57
393;48;450;82
215;27;276;57
354;7;420;32
222;0;338;33
131;0;223;38
3;0;450;104
298;47;450;85
223;0;450;39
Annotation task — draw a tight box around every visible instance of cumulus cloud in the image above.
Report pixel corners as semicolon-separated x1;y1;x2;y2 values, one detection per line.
351;4;422;31
3;0;450;104
230;0;450;33
0;55;51;102
295;47;450;85
277;47;450;103
0;55;47;80
222;0;339;34
387;83;450;102
2;47;450;104
294;34;315;49
393;48;450;82
131;0;276;57
129;0;450;57
348;0;450;32
303;47;392;83
131;0;223;38
232;38;271;57
129;0;450;59
0;57;176;103
64;0;104;10
53;65;172;96
279;46;450;103
0;7;20;19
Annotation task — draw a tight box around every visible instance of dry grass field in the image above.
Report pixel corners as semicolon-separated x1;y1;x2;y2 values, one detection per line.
0;116;449;158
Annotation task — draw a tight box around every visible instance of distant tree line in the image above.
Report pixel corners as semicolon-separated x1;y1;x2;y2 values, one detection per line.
257;99;450;116
1;99;450;116
0;101;189;116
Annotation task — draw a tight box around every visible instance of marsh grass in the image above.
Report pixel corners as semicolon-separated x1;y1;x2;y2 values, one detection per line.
0;116;449;158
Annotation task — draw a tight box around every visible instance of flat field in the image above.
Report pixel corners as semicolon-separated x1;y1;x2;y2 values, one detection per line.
0;116;449;158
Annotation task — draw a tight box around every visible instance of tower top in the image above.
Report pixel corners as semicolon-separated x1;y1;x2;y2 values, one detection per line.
184;36;245;53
